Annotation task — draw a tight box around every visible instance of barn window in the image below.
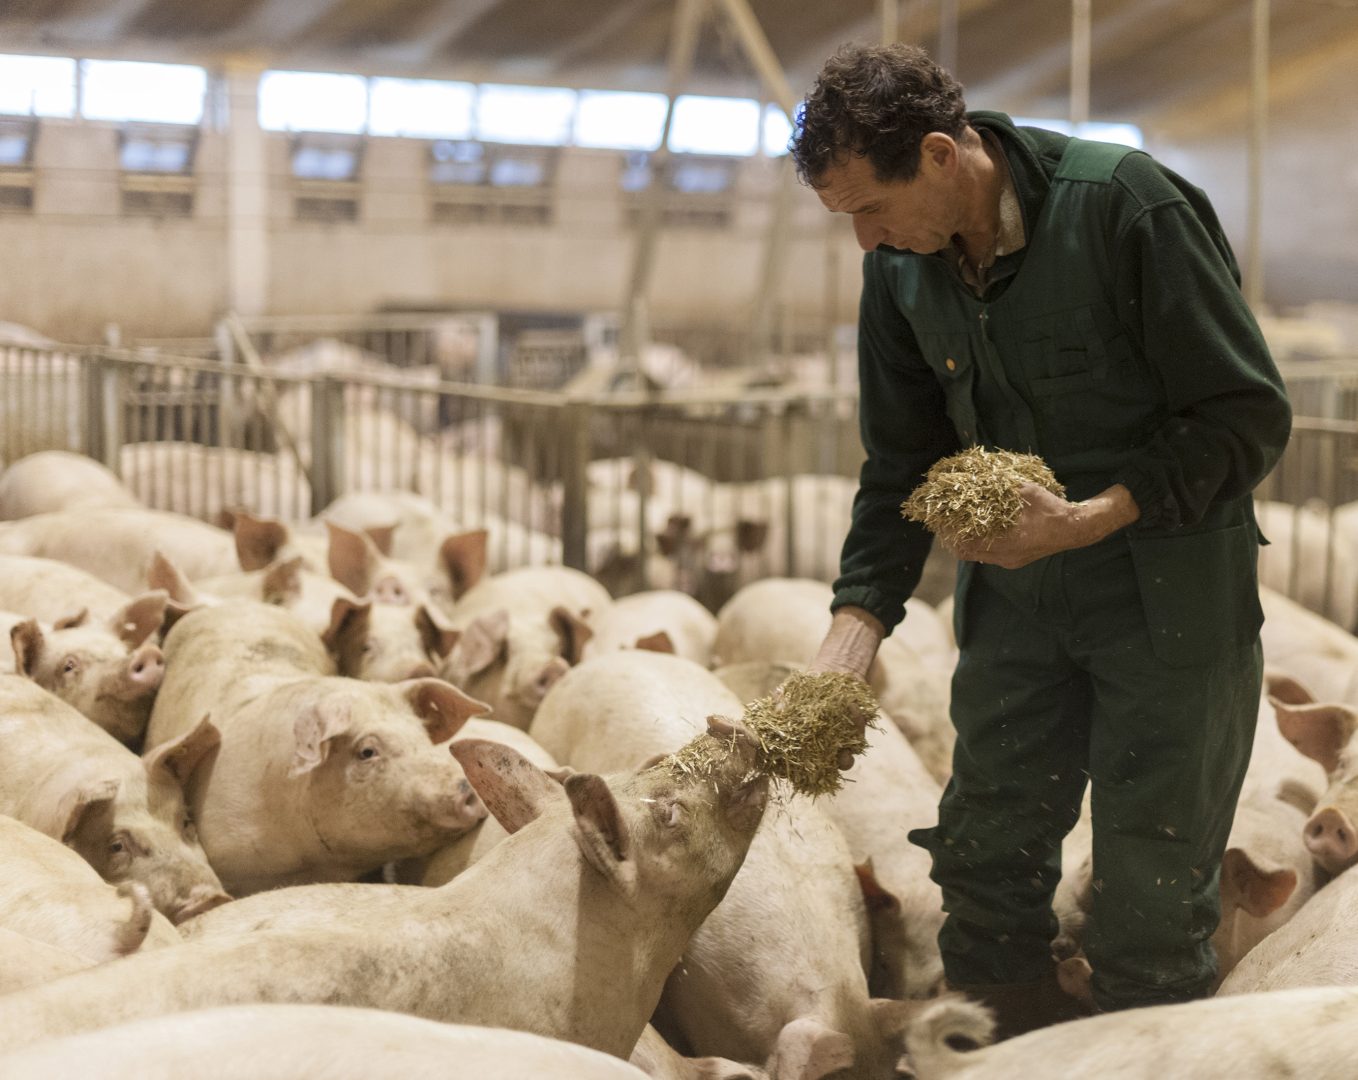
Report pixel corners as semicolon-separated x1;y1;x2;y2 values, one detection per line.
0;54;76;118
476;84;575;146
81;61;206;125
369;78;474;139
668;95;759;156
574;90;667;151
259;71;367;134
762;104;793;157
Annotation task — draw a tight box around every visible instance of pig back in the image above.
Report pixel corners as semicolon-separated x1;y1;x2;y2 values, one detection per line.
529;651;742;772
147;601;334;750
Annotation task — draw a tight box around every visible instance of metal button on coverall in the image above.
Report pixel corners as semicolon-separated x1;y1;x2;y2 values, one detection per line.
900;138;1267;1010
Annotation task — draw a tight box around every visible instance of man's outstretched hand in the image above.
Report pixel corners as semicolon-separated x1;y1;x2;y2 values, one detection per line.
944;482;1141;569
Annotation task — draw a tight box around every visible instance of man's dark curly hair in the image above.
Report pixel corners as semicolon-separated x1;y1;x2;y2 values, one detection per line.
790;43;968;187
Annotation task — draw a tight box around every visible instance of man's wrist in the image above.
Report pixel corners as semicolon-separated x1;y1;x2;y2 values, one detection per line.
809;606;885;680
1068;483;1141;547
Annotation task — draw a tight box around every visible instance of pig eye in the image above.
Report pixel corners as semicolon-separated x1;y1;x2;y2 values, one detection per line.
361;641;376;655
355;740;381;762
61;656;79;676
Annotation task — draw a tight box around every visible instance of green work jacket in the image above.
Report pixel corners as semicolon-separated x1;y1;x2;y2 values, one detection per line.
833;112;1292;648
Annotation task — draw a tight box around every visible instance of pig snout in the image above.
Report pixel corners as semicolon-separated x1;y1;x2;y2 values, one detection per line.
170;885;233;924
1303;806;1358;874
128;643;165;689
430;778;487;832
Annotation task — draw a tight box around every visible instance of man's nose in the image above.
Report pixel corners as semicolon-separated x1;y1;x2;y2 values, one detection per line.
851;215;882;252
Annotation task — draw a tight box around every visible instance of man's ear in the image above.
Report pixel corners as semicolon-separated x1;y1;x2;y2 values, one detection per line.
920;130;959;174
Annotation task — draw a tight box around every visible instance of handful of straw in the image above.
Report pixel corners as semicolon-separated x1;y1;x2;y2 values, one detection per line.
901;446;1065;545
667;672;879;797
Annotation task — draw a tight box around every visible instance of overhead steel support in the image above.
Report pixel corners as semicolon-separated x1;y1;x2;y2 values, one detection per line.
222;0;341;53
936;0;959;72
1070;0;1092;127
1245;0;1270;311
224;61;269;319
394;0;510;67
619;0;707;374
881;0;899;44
708;0;802;364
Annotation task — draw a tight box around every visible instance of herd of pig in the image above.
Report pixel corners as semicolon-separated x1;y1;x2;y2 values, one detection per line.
0;448;1357;1078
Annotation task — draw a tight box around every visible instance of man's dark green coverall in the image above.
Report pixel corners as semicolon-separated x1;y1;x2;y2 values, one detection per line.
831;112;1292;1010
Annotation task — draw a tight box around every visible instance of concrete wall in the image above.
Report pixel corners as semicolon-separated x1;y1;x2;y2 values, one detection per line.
0;118;863;344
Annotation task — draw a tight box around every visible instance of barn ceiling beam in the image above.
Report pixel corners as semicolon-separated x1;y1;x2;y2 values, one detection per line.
47;0;157;43
370;0;511;70
545;0;662;74
219;0;347;57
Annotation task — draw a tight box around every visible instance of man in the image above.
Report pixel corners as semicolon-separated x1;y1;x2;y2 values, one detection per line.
792;43;1291;1031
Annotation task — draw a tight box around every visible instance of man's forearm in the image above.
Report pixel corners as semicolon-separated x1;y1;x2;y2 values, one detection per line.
808;606;885;681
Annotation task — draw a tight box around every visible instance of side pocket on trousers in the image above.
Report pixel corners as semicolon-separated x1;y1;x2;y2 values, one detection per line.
1126;525;1264;668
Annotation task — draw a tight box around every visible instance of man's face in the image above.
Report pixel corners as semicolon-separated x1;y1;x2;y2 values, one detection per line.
814;141;962;254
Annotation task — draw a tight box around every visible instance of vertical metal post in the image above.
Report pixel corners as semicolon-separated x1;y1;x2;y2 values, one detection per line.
99;361;123;472
880;0;898;43
224;61;269;318
620;0;706;375
311;375;346;515
560;401;592;571
1245;0;1269;311
936;0;959;72
1070;0;1092;128
83;350;104;461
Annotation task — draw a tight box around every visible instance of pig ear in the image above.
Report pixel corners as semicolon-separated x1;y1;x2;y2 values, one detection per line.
735;519;770;554
855;860;909;1000
10;619;44;679
1265;671;1315;706
109;591;169;648
235;512;291;572
364;523;397;558
634;630;675;654
147;550;199;606
1274;776;1320;816
550;606;593;666
1221;847;1298;919
143;714;221;788
769;1017;855;1080
439;529;489;602
322;597;372;675
869;997;917;1042
327;521;380;597
415;605;460;661
450;737;567;833
1055;956;1096;1010
1273;700;1358;774
564;772;635;892
402;678;490;744
56;779;120;844
289;704;349;777
262;556;306;606
656;514;692;558
52;608;90;630
456;610;510;678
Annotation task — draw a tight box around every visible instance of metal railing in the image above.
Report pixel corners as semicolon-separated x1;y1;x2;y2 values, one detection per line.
8;342;1358;617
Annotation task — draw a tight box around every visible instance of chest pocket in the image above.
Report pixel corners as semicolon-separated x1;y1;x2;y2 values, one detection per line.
1018;304;1162;457
915;331;983;447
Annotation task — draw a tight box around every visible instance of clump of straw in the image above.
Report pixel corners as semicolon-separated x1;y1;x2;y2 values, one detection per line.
667;672;879;797
901;446;1065;545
